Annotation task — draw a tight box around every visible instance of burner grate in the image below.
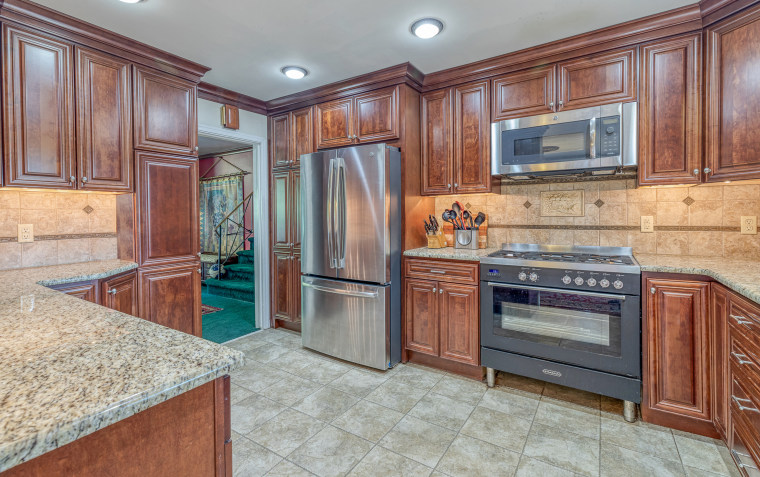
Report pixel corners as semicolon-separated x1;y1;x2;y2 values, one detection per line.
488;249;634;265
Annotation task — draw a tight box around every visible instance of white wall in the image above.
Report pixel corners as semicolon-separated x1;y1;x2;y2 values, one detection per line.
198;98;268;139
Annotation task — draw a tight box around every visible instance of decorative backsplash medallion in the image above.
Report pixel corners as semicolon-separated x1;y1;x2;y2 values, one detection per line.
540;190;584;217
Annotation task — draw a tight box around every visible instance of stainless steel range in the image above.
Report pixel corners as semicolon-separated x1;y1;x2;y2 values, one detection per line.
480;243;641;422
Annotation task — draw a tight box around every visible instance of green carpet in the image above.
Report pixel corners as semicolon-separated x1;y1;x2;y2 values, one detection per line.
202;285;258;343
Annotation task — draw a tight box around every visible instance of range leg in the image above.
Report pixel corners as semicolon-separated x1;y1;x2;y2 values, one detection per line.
486;367;495;388
623;401;637;423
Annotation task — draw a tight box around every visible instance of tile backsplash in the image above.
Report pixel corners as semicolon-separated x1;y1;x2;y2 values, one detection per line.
0;189;119;270
435;180;760;259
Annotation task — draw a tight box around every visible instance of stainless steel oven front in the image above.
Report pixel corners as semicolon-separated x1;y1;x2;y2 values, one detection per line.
480;281;640;378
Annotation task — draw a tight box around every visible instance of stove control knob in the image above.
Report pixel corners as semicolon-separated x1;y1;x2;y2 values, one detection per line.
600;279;610;288
574;276;584;285
518;272;527;281
529;272;539;282
587;278;597;286
613;280;624;290
561;275;572;285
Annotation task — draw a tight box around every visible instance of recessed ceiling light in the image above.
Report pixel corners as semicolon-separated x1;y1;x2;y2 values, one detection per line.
410;18;444;39
281;66;308;80
119;0;144;3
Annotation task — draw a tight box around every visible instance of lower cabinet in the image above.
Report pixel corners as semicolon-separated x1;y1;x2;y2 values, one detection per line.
138;262;201;337
49;280;98;302
101;270;138;316
404;258;480;370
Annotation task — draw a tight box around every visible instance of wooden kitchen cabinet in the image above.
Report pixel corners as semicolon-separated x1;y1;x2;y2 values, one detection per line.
270;168;301;328
270;106;314;170
271;248;294;323
638;34;702;186
315;86;399;149
271;169;291;248
557;47;637;111
49;281;98;303
421;81;489;195
292;250;302;323
705;3;760;182
139;262;201;337
642;276;716;437
439;282;479;366
100;270;138;317
133;65;197;155
315;97;353;149
405;279;440;357
492;65;556;121
711;283;731;440
2;24;76;189
270;113;291;169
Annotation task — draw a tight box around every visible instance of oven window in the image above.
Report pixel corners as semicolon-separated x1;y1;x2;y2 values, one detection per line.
492;286;622;358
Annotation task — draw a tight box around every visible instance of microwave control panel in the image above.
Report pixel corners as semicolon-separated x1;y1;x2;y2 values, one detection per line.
599;116;621;157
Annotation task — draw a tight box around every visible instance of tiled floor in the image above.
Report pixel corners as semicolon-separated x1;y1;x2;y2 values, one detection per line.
226;328;741;477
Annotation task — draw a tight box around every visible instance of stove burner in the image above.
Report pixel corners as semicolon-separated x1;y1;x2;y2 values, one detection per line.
487;249;635;266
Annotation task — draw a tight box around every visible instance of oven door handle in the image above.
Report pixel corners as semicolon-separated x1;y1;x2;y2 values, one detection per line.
486;282;627;301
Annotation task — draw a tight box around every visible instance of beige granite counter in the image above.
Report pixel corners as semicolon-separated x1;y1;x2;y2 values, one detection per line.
403;247;760;304
0;260;245;472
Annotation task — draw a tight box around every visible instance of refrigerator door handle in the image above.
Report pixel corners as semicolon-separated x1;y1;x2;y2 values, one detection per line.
326;157;336;268
336;157;347;269
302;280;379;298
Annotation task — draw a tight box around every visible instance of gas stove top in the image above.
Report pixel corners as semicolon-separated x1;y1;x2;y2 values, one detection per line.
487;249;635;266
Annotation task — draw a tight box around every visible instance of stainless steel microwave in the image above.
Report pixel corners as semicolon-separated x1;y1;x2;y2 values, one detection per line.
491;102;637;177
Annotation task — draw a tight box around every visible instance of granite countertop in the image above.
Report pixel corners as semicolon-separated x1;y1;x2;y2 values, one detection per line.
403;247;760;304
0;260;245;472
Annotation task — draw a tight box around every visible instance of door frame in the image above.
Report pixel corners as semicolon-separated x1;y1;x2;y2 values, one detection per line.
198;124;271;329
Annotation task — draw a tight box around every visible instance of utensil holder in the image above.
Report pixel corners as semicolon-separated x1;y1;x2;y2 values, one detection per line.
426;232;446;249
454;229;478;250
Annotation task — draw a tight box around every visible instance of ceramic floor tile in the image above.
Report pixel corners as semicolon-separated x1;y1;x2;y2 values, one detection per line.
232;435;283;477
523;423;601;477
293;386;359;422
391;365;444;391
478;388;540;421
674;435;734;475
231;383;254;404
460;405;532;453
231;393;287;435
365;378;427;413
600;417;679;461
348;446;433;477
514;455;578;477
534;400;601;440
231;364;290;393
379;415;457;468
429;375;486;406
331;400;404;442
265;460;316;476
261;374;323;407
288;426;372;477
250;408;326;457
329;369;388;397
600;441;685;477
295;357;352;385
684;465;740;477
247;342;292;363
407;392;475;431
270;350;322;376
543;382;601;410
226;337;269;354
435;434;520;477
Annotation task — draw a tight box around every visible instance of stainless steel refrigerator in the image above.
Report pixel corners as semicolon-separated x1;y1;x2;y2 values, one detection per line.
300;143;401;370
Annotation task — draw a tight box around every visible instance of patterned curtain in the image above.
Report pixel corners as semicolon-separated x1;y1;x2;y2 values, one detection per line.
199;174;245;255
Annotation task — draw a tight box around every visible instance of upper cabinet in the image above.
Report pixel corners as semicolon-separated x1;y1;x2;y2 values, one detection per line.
705;4;760;182
557;47;637;111
270;106;314;170
76;47;133;191
638;34;702;186
2;24;76;189
270;113;291;169
315;86;399;150
134;65;198;156
422;81;490;195
492;65;555;121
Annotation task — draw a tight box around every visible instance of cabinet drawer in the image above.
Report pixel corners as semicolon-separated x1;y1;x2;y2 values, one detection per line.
731;335;760;394
729;299;760;350
405;258;478;284
732;416;760;477
730;369;760;459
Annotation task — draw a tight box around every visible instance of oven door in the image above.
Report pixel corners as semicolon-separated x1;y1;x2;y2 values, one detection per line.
481;282;640;377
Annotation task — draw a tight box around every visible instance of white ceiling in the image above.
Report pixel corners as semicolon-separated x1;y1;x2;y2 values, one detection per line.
34;0;694;101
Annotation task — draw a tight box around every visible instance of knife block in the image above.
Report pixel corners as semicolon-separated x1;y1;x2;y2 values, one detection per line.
427;231;446;249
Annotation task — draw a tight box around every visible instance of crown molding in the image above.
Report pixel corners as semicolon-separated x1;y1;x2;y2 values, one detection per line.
198;82;267;115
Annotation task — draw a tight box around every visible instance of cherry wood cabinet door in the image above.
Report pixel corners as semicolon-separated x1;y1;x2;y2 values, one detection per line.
638;34;702;186
139;263;201;337
290;106;313;168
292;250;302;323
133;65;197;155
439;283;479;366
271;248;293;322
50;281;98;303
76;47;133;192
2;25;75;189
354;86;399;143
711;283;730;441
101;270;138;317
405;279;439;357
705;4;760;182
453;81;490;194
135;152;200;267
557;47;637;111
315;97;354;149
643;278;714;434
421;89;453;195
270;113;290;169
492;65;556;121
271;170;291;248
290;169;301;250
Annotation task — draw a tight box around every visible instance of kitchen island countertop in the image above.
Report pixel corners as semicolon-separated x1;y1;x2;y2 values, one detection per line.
0;260;244;473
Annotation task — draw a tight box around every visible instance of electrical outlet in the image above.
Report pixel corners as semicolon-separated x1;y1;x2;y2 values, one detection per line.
741;216;757;235
18;224;33;243
641;216;654;233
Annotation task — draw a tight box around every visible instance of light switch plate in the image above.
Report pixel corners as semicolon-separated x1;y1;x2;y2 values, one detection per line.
641;216;654;233
18;224;33;243
741;216;757;235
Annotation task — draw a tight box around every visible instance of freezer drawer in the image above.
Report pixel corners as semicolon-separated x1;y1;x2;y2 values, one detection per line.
301;275;391;370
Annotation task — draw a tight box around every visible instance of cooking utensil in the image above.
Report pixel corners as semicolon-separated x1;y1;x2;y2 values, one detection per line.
442;210;457;229
462;210;472;230
474;212;486;229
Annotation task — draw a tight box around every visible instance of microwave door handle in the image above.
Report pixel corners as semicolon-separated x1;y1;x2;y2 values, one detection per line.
588;119;597;159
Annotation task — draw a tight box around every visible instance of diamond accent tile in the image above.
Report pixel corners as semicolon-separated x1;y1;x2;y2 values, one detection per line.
82;205;94;214
594;199;605;208
523;201;532;209
465;202;473;210
683;196;695;206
